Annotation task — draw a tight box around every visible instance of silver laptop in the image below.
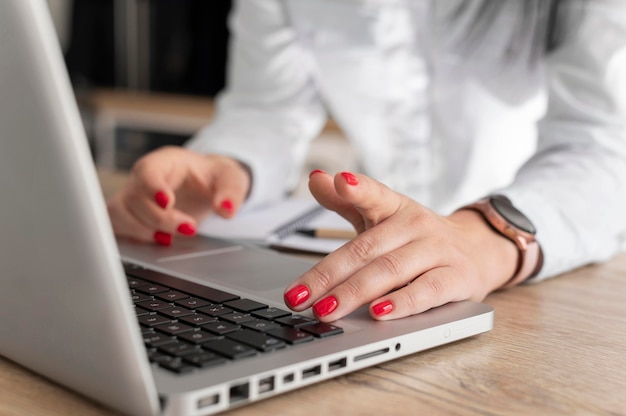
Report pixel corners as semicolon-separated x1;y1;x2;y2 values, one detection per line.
0;1;493;415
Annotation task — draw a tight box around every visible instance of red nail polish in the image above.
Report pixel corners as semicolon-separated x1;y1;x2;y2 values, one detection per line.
313;296;338;317
220;199;234;213
284;285;310;307
154;231;172;246
372;300;393;317
340;172;358;186
177;223;196;236
309;169;326;178
154;191;169;209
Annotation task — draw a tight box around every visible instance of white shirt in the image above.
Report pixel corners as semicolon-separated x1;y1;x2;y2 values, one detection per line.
187;0;626;281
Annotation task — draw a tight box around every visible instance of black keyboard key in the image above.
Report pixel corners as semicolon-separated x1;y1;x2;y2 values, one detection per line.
203;338;257;359
203;321;241;335
138;313;172;327
227;329;285;352
241;319;281;333
301;322;344;338
220;312;256;324
136;299;172;311
131;291;153;303
197;304;233;317
158;306;194;319
136;284;170;295
178;313;218;327
158;356;195;374
143;332;176;348
275;314;319;328
154;322;195;336
183;351;228;368
175;297;211;309
135;306;150;316
252;307;292;320
266;327;314;345
158;340;200;357
177;330;218;345
224;298;267;312
155;290;190;302
127;277;149;288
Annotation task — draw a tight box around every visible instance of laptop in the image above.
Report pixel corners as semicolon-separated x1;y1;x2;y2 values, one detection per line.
0;1;494;415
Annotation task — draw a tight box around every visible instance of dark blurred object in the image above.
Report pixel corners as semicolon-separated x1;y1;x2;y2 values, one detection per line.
64;0;231;97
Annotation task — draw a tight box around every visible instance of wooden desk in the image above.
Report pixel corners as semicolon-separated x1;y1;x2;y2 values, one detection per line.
2;173;625;415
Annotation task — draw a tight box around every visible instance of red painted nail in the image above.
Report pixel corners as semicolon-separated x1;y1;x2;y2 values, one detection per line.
309;169;326;178
154;191;169;209
313;296;338;317
220;199;234;213
284;285;310;307
154;231;172;246
177;223;196;236
372;300;393;317
340;172;359;186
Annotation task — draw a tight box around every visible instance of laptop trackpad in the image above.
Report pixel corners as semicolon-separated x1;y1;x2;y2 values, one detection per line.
118;236;315;296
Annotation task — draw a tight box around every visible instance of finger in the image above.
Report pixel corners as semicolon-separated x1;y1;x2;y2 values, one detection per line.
369;266;473;321
107;194;160;243
333;172;406;229
124;185;196;235
283;215;417;313
209;158;252;218
308;170;365;232
309;239;447;322
130;147;188;209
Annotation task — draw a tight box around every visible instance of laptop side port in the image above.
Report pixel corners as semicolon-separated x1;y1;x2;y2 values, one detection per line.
354;347;390;362
197;393;220;409
328;357;347;372
229;382;250;404
302;364;322;379
258;376;275;394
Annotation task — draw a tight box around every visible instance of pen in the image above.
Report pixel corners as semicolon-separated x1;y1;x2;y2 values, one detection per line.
296;228;357;240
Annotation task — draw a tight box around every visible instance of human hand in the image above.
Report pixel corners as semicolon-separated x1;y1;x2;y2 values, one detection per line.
283;170;519;321
107;146;251;245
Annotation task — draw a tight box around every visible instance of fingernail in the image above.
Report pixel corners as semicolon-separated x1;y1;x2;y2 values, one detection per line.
313;296;338;317
177;223;196;236
220;199;234;213
154;191;169;209
154;231;172;246
372;300;393;317
340;172;359;186
284;284;310;307
309;169;326;178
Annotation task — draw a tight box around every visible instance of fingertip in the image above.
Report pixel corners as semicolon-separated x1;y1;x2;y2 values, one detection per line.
339;172;359;186
309;169;327;179
176;222;196;236
371;300;394;320
154;190;169;209
154;231;172;246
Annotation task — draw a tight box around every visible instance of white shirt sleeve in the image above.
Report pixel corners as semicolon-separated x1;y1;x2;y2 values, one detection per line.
185;0;327;208
501;0;626;280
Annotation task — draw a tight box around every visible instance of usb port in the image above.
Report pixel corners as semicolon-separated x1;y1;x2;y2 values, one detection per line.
258;376;275;394
328;357;347;372
302;365;322;379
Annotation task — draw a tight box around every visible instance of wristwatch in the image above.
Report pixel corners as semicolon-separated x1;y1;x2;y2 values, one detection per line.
460;195;543;288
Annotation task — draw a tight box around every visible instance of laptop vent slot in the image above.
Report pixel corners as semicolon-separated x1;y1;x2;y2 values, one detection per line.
354;347;390;362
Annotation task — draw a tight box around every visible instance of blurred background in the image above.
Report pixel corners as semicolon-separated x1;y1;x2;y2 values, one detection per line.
46;0;352;188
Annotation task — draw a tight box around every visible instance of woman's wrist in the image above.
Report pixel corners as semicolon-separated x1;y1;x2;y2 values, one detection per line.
448;209;519;292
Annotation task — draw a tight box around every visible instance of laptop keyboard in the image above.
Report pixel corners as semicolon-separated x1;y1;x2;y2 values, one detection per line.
124;263;343;374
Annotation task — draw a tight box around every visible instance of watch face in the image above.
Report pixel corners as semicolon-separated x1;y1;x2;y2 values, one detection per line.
490;196;536;234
